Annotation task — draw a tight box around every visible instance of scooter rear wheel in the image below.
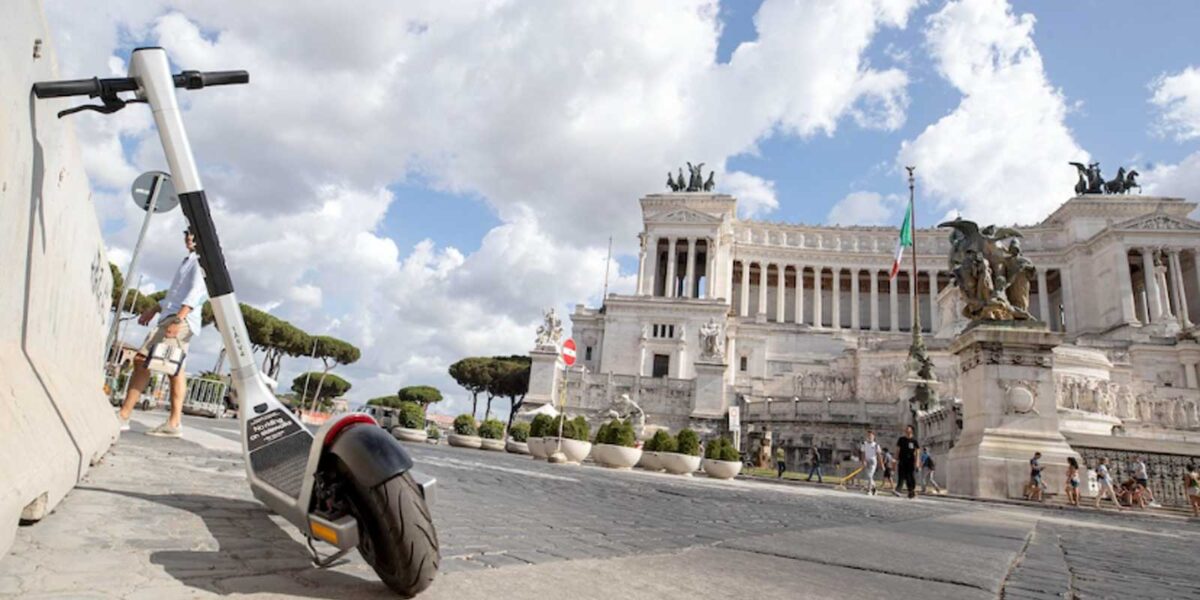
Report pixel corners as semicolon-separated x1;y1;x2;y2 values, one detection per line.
342;469;439;597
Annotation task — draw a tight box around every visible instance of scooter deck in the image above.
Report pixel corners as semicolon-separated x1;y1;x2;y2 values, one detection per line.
247;408;314;499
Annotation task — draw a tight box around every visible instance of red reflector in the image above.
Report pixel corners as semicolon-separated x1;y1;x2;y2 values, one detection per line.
323;414;377;446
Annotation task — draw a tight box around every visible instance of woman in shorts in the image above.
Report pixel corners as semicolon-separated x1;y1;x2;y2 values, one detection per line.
1185;470;1200;517
1094;457;1122;511
1065;457;1080;506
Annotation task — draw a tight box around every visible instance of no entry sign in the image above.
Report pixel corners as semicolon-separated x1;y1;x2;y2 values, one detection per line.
561;338;577;367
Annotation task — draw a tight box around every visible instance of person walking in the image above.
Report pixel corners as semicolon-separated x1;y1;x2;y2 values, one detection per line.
116;228;208;438
775;445;786;478
1131;457;1159;507
1094;457;1122;511
920;448;942;494
1184;468;1200;517
1065;457;1081;507
1025;452;1046;502
895;425;920;498
881;448;896;493
859;430;882;495
805;446;823;483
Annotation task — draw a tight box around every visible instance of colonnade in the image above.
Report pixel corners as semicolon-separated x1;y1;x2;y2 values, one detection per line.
1127;247;1200;330
728;260;1070;332
637;236;716;299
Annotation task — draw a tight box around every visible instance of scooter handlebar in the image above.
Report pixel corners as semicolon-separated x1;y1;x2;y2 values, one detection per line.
32;70;249;99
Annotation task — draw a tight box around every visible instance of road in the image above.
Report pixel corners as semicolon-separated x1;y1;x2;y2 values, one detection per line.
3;412;1198;599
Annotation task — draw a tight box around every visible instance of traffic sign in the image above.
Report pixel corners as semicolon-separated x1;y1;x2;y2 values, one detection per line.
561;338;577;367
131;171;179;213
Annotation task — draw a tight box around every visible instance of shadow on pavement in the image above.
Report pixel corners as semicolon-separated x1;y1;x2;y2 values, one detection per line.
78;486;393;599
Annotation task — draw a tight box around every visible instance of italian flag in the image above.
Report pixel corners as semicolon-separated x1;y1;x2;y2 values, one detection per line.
889;202;913;280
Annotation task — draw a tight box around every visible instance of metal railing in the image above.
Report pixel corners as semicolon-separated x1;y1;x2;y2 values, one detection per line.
181;377;229;418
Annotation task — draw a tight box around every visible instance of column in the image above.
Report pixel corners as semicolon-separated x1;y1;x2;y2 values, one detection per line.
869;271;879;331
794;265;805;325
1194;248;1200;323
636;234;648;295
850;268;860;330
1060;268;1076;332
664;237;678;298
1169;249;1192;327
889;273;899;332
1114;247;1138;324
1037;268;1050;324
758;261;769;318
1183;360;1199;389
812;267;823;327
1142;247;1162;321
707;238;717;299
830;268;841;329
683;238;697;299
739;260;750;317
775;265;786;323
927;270;939;332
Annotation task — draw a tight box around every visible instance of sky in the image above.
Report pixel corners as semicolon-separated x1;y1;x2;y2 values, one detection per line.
44;0;1200;418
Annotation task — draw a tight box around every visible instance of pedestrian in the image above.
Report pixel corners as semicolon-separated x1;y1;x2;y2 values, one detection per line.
775;445;786;478
116;228;208;438
920;448;942;494
1093;457;1122;511
859;430;882;495
1131;457;1159;507
1184;469;1200;517
881;448;896;492
1025;452;1045;502
806;446;823;483
1065;456;1081;507
896;425;920;498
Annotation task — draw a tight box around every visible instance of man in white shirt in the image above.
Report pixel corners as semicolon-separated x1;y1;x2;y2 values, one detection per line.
859;430;882;495
116;228;208;437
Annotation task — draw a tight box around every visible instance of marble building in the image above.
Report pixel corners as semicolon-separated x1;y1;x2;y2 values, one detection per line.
532;189;1200;500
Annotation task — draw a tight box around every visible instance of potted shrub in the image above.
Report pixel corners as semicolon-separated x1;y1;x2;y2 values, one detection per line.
391;401;428;443
478;418;506;451
527;414;554;459
592;418;642;469
702;436;743;479
506;422;530;454
548;415;592;463
638;429;674;471
661;428;702;475
425;424;441;445
448;414;482;448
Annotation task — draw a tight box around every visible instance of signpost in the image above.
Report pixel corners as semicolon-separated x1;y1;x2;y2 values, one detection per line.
548;338;576;463
728;406;741;453
104;171;180;368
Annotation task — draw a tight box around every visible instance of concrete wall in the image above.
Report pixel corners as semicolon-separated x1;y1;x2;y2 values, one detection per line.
0;0;119;555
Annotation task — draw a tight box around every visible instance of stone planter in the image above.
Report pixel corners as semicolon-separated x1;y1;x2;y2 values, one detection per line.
702;458;743;480
638;451;663;471
506;439;529;455
448;433;482;449
425;436;441;445
391;427;428;443
558;439;592;464
660;452;702;475
527;437;548;459
480;438;506;452
593;444;642;469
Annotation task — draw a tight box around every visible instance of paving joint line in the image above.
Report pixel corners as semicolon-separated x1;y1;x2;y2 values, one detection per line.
998;523;1036;599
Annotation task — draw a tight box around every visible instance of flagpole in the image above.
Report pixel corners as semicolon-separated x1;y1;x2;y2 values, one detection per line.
905;166;937;432
907;166;920;341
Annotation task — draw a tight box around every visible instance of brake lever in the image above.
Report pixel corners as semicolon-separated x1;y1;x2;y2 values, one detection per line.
57;95;145;119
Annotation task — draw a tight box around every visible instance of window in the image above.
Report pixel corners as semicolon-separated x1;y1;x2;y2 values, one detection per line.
585;346;593;361
651;323;675;339
652;354;670;378
740;356;748;372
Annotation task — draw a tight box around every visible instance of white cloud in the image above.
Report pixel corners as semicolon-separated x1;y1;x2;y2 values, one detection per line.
1143;151;1200;218
1150;66;1200;141
45;0;919;411
897;0;1086;226
825;191;903;226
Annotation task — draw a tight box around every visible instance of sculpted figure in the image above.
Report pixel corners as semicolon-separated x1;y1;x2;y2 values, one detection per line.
939;218;1034;321
603;393;645;437
999;239;1035;316
698;317;724;361
666;171;680;191
703;171;715;191
535;308;563;349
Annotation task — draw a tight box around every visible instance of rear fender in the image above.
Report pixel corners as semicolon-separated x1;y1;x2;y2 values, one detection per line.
326;424;414;489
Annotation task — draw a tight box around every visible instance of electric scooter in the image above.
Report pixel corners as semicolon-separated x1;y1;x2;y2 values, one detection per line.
34;47;439;597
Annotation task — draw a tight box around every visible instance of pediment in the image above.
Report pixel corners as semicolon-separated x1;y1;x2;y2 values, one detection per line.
648;208;722;225
1112;213;1200;232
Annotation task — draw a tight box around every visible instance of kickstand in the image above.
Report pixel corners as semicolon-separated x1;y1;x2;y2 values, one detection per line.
306;535;351;569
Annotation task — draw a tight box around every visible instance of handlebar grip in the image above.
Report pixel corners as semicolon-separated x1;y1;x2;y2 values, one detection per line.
173;70;249;90
32;78;101;98
33;77;139;98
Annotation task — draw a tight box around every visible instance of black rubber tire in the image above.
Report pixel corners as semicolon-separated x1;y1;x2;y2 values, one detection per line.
343;470;439;597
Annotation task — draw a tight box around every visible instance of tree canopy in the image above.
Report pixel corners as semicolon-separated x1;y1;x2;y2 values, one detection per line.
292;372;350;401
397;385;443;407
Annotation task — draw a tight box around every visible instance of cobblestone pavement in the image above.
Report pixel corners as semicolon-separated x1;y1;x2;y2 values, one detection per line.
3;413;1198;599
